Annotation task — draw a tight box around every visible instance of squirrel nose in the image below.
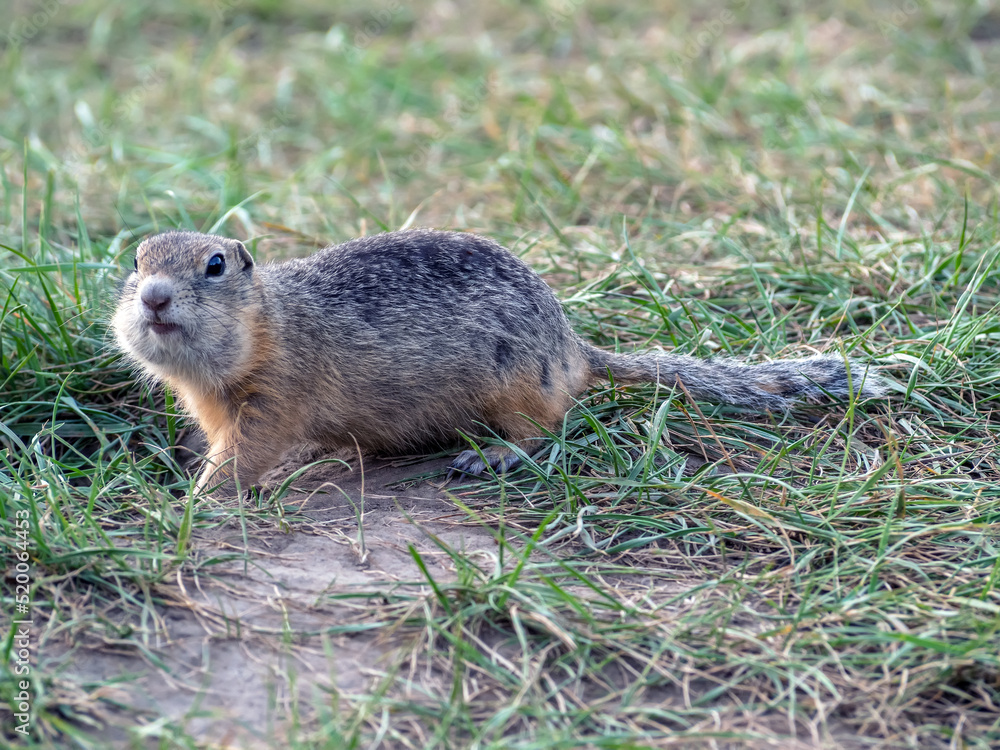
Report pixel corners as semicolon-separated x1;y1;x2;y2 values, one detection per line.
140;280;173;314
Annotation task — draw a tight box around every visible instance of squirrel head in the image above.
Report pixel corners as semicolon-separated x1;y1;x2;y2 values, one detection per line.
112;231;260;390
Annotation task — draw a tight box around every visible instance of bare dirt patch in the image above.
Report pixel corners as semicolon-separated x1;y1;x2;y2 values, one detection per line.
47;454;509;745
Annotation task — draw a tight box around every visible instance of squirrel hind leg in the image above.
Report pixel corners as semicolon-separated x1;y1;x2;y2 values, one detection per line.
448;421;544;478
448;397;558;477
449;444;527;477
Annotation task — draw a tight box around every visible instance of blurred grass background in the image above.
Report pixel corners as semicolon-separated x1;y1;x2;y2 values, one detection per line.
2;0;1000;747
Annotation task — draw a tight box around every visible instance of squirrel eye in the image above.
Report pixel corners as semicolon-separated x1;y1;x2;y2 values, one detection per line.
206;253;226;278
133;255;138;270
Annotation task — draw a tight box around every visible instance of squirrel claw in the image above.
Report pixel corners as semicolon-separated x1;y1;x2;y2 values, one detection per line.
448;446;522;478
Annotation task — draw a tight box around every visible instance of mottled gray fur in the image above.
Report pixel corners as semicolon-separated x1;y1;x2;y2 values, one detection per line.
113;229;885;494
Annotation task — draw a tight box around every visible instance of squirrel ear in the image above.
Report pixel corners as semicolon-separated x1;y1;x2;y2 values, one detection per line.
234;240;254;269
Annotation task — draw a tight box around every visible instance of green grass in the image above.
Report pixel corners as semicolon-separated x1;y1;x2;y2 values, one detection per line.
3;0;1000;747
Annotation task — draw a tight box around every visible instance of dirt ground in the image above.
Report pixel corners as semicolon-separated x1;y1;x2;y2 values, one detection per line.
45;451;561;745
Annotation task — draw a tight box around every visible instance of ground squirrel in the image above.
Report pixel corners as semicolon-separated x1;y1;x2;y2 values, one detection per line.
112;229;884;495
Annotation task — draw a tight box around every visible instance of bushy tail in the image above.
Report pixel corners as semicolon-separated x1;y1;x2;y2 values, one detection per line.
585;348;885;411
